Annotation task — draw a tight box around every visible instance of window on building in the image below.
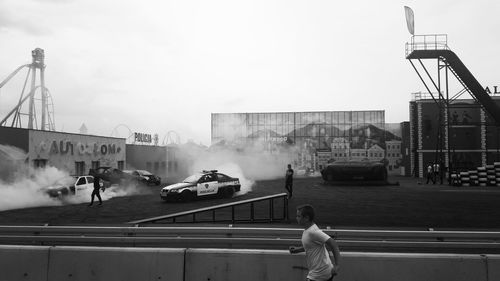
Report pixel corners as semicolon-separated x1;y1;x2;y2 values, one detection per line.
75;161;85;176
33;159;47;169
167;161;172;172
117;161;124;170
174;161;178;172
146;162;152;171
154;162;159;174
91;161;100;170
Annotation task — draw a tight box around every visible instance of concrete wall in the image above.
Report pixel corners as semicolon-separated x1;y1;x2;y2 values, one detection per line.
126;144;166;178
0;126;29;152
1;245;499;281
29;130;126;175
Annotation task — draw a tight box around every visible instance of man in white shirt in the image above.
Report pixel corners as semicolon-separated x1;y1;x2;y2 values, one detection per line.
289;204;341;281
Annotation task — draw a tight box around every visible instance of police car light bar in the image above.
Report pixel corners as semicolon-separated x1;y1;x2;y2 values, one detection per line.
202;170;218;173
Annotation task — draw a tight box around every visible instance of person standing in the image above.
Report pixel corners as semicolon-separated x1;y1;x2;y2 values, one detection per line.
289;204;341;281
89;173;103;206
285;164;294;198
426;163;435;184
433;162;441;185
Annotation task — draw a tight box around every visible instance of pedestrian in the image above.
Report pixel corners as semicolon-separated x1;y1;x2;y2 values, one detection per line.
426;163;435;184
289;204;341;281
285;164;294;198
433;162;441;184
88;170;103;206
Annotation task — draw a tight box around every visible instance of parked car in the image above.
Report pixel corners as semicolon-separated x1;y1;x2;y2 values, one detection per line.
123;170;161;186
91;167;136;186
41;175;98;198
160;170;240;202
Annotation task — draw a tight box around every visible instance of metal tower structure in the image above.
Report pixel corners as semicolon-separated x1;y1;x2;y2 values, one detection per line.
163;130;181;145
0;48;55;131
406;34;500;178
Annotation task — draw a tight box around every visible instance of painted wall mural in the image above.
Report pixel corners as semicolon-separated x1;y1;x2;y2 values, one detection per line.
211;111;403;174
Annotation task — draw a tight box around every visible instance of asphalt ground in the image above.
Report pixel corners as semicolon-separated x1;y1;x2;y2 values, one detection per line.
1;176;500;230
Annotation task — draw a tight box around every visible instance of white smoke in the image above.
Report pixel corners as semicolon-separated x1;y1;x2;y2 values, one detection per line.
0;166;67;211
0;158;152;211
184;143;297;196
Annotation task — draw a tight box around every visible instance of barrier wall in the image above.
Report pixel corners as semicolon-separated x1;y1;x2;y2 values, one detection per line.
0;245;50;281
488;255;500;281
0;246;185;281
1;245;500;281
185;250;494;281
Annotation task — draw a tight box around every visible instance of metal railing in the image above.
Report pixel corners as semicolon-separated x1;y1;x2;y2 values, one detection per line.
405;34;449;57
128;193;289;224
0;225;499;253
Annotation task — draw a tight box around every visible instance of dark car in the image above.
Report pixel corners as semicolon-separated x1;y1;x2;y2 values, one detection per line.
91;167;136;186
123;170;161;186
321;160;388;182
160;170;241;202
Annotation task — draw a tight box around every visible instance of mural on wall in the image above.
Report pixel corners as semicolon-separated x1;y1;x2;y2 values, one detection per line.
212;112;403;174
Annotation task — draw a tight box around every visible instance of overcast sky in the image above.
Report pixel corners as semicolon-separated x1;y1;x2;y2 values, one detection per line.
0;0;498;145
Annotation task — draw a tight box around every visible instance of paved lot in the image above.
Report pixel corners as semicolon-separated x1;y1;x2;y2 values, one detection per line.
1;176;500;230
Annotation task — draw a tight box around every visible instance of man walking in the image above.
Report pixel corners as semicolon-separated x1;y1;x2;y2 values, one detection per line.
88;170;103;206
289;204;341;281
285;164;294;198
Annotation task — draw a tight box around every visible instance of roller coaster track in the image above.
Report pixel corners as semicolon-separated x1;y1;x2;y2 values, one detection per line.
0;225;499;254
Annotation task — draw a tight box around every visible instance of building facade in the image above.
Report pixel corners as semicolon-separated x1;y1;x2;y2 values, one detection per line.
0;127;126;176
211;111;403;173
409;94;500;177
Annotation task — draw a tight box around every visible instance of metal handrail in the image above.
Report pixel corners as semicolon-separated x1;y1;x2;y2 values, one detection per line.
1;225;499;240
128;193;289;224
0;226;499;252
405;34;449;57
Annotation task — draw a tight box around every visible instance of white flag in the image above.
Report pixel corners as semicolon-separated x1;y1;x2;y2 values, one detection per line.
404;6;415;35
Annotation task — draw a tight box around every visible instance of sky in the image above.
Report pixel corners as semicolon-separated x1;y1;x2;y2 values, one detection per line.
0;0;499;145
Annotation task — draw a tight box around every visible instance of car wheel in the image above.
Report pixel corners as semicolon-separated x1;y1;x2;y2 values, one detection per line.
60;187;69;196
181;190;194;202
222;187;235;198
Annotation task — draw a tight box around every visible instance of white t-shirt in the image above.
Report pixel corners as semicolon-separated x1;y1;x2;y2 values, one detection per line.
301;223;333;280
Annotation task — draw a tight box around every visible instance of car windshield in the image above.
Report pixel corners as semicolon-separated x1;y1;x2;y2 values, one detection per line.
138;170;152;176
183;174;202;183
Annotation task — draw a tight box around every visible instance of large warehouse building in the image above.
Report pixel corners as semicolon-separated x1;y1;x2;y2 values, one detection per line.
211;111;405;174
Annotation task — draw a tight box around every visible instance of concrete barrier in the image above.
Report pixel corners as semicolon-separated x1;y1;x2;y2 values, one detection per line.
487;255;500;281
1;245;500;281
0;245;50;281
185;249;307;281
337;252;487;281
185;249;493;281
47;246;185;281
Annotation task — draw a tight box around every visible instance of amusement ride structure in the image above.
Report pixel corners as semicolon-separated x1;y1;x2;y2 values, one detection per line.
406;34;500;175
0;48;55;131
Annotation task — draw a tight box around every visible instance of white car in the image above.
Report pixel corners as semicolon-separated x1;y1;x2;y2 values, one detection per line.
42;175;97;198
160;170;241;202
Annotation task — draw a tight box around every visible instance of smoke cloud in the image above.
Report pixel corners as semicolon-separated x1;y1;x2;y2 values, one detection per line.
0;143;152;211
181;142;297;196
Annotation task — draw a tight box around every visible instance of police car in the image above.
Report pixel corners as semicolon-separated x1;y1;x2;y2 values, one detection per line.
42;175;97;198
160;170;241;202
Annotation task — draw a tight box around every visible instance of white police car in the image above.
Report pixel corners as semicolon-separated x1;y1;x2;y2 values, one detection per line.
42;175;97;198
160;170;241;202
